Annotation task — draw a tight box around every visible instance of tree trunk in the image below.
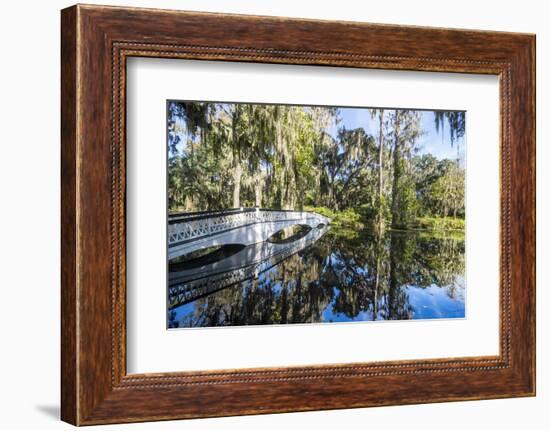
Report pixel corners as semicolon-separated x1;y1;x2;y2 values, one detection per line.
373;252;380;321
232;160;242;208
254;174;262;207
391;112;401;228
377;109;385;234
327;184;334;209
185;195;193;212
279;170;285;209
231;105;242;209
298;184;304;211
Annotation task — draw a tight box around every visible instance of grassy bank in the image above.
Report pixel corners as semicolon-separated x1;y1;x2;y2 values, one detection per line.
306;206;464;234
305;206;365;229
409;216;465;231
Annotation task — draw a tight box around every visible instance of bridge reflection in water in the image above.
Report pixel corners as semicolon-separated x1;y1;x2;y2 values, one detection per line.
168;209;330;309
168;210;466;328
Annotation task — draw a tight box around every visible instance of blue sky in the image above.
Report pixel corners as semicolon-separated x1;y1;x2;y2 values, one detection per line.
329;108;465;161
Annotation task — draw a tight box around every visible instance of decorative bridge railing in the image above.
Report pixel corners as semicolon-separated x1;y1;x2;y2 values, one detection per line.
168;208;329;250
168;208;329;259
168;224;329;308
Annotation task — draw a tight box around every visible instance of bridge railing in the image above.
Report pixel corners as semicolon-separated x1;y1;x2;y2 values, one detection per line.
168;208;326;247
168;207;315;224
168;224;329;308
168;207;252;224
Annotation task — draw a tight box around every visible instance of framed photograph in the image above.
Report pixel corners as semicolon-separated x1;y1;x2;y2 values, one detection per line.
164;100;467;330
61;4;535;425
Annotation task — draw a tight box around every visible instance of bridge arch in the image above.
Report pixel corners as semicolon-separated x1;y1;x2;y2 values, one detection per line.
168;222;330;308
168;208;330;259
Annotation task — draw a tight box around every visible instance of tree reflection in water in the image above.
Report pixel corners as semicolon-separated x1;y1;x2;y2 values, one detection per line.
168;229;465;328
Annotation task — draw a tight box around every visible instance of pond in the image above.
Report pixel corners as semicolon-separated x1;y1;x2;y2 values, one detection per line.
168;228;465;328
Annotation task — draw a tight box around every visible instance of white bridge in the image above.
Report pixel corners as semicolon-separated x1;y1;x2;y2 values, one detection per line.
168;223;330;308
168;208;330;259
167;208;330;308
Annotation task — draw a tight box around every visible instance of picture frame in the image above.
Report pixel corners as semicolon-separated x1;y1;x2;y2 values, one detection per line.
61;4;535;425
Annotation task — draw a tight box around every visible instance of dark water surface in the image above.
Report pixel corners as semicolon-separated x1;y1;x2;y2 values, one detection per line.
168;228;465;328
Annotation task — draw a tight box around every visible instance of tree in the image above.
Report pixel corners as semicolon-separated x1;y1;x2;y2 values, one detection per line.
413;155;465;218
318;126;374;211
370;108;386;235
167;102;464;229
434;111;465;161
388;110;422;228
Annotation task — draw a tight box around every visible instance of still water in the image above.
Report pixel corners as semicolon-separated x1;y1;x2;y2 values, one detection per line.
168;228;465;328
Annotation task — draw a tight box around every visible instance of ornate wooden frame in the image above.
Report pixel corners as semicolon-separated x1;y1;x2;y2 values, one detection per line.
61;4;536;425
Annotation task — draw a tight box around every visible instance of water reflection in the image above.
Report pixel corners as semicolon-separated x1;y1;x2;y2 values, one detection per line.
168;229;465;328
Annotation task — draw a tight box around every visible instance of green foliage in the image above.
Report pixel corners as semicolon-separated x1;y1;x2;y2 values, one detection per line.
390;160;418;228
336;209;364;229
167;101;465;233
304;206;364;229
412;216;465;231
413;155;465;219
303;205;335;219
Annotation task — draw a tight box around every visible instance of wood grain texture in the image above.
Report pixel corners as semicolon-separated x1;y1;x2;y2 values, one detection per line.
60;5;78;425
60;4;536;425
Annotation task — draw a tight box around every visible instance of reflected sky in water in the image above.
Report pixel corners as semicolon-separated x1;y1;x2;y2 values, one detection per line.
168;229;465;328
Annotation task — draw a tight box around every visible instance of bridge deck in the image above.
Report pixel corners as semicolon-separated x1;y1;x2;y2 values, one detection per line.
168;208;329;259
